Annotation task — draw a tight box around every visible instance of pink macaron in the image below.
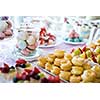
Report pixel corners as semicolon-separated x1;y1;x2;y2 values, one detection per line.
21;49;30;56
0;32;5;40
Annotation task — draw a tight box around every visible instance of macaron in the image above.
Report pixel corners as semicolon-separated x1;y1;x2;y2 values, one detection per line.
0;32;5;40
17;40;27;50
4;29;13;36
27;43;37;50
6;20;12;28
0;21;8;32
27;36;36;45
17;31;28;40
21;49;30;56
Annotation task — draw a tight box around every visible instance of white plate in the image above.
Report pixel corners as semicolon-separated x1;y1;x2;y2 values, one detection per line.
12;48;42;62
39;38;62;48
63;38;88;45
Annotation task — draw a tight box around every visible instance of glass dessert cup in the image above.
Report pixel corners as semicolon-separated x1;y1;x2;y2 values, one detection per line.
13;26;41;62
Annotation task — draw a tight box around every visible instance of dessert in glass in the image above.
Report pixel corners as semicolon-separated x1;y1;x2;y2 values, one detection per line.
13;23;41;61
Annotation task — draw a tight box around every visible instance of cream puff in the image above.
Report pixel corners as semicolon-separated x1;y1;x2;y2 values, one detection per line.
71;66;83;75
83;63;91;70
54;58;61;66
45;62;52;71
46;57;55;63
51;66;61;75
60;60;72;71
38;57;47;64
91;65;100;78
47;54;56;59
81;70;96;82
59;71;71;81
64;53;72;61
70;75;82;83
71;56;84;66
54;50;65;58
37;61;45;68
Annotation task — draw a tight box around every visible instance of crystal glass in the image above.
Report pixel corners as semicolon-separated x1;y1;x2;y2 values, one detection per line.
13;17;41;61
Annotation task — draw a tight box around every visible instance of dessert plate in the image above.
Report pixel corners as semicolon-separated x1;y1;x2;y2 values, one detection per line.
39;38;62;48
63;38;88;45
12;48;42;62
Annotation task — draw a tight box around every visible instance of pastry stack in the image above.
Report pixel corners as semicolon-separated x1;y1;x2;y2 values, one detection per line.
37;49;100;83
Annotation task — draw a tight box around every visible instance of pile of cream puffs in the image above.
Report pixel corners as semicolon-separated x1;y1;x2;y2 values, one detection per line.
37;49;100;83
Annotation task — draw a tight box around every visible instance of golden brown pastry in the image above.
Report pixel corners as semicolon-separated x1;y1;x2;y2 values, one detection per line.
46;57;54;63
60;60;72;71
91;65;100;78
64;53;72;61
59;71;71;81
47;54;56;59
70;75;82;83
37;61;45;68
45;62;52;71
83;62;91;70
81;70;96;83
38;56;47;64
60;58;68;64
71;56;84;66
54;58;61;66
54;50;65;58
51;66;61;75
71;66;83;75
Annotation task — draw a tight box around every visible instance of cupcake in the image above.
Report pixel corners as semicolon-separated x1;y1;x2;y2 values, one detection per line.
65;29;83;42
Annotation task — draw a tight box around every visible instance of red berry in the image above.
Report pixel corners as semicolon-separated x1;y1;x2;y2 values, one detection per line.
16;73;22;80
16;59;27;65
54;76;60;83
82;45;87;52
34;67;40;74
0;67;2;71
41;78;49;83
1;63;10;73
21;74;30;81
92;56;97;63
1;68;9;73
48;75;55;83
24;69;32;74
4;63;9;69
79;48;83;53
70;48;75;53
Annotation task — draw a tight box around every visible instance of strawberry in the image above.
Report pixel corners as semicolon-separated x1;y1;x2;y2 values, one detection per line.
79;48;83;53
4;63;9;69
1;63;10;73
41;78;49;83
16;59;27;65
92;56;97;63
21;73;30;81
24;69;32;74
54;76;60;83
48;75;55;83
34;67;40;74
39;39;45;45
16;73;22;80
0;67;2;71
70;48;75;53
82;45;87;52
